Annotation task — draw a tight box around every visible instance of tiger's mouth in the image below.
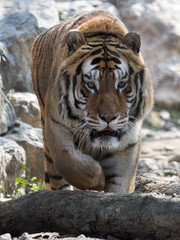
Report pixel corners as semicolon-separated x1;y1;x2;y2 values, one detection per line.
90;127;122;141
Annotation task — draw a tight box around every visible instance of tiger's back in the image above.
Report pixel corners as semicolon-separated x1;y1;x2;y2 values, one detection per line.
31;10;153;192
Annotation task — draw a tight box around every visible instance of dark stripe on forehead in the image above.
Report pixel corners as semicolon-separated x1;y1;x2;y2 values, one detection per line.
110;57;121;64
107;48;120;57
91;57;102;65
88;43;103;47
90;48;102;56
116;45;128;50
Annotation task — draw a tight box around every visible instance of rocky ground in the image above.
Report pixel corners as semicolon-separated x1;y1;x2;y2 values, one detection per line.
0;233;100;240
140;127;180;177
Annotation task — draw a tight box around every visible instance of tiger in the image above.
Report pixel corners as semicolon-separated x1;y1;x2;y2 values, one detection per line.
31;10;153;193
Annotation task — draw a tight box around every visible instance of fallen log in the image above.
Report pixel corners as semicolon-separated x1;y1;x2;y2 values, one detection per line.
0;190;180;239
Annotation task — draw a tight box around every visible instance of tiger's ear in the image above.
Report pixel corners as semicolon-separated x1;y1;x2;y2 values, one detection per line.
122;32;141;54
66;29;86;54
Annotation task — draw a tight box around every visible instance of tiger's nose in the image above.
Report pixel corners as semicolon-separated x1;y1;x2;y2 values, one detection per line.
99;114;118;123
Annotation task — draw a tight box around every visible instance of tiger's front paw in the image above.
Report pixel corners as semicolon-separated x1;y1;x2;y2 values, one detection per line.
60;149;105;191
87;160;105;191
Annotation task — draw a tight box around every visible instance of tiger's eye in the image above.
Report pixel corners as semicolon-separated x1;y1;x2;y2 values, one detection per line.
87;82;96;90
118;81;127;89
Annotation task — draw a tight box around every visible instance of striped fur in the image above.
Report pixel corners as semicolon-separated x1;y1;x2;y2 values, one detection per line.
31;10;153;193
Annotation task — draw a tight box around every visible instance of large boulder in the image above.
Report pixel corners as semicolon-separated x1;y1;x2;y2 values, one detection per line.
4;121;44;181
0;12;40;93
0;137;26;196
109;0;180;109
0;76;16;135
8;91;41;128
0;0;59;29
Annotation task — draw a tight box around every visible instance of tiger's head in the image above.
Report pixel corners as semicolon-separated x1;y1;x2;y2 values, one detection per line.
58;29;153;150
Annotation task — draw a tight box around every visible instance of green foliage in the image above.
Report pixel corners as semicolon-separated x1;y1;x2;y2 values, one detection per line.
164;170;178;177
143;105;180;130
154;105;180;120
0;164;44;198
8;95;16;104
58;11;65;22
14;175;44;198
0;185;4;195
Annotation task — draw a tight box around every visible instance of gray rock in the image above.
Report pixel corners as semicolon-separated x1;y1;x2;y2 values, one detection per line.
0;12;40;93
0;0;59;29
0;76;16;135
159;110;171;120
19;233;30;240
169;154;180;163
5;121;44;181
8;91;41;128
138;158;161;171
109;0;180;109
0;234;12;240
0;137;26;195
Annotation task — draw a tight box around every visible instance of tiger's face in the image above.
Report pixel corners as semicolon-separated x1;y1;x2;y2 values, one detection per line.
59;34;151;150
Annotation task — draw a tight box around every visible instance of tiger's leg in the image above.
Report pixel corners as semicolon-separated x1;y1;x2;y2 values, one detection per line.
44;149;73;190
39;114;72;191
101;140;141;193
45;115;105;191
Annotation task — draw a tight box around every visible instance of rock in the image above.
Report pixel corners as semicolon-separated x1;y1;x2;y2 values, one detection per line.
4;121;44;181
109;0;180;109
0;0;59;29
56;0;119;20
159;110;171;120
0;76;16;135
169;154;180;163
0;12;40;93
8;91;41;128
0;137;26;195
19;233;30;240
0;233;12;240
138;158;161;171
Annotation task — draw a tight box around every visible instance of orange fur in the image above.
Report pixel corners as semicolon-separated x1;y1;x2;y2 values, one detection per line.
31;10;153;193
